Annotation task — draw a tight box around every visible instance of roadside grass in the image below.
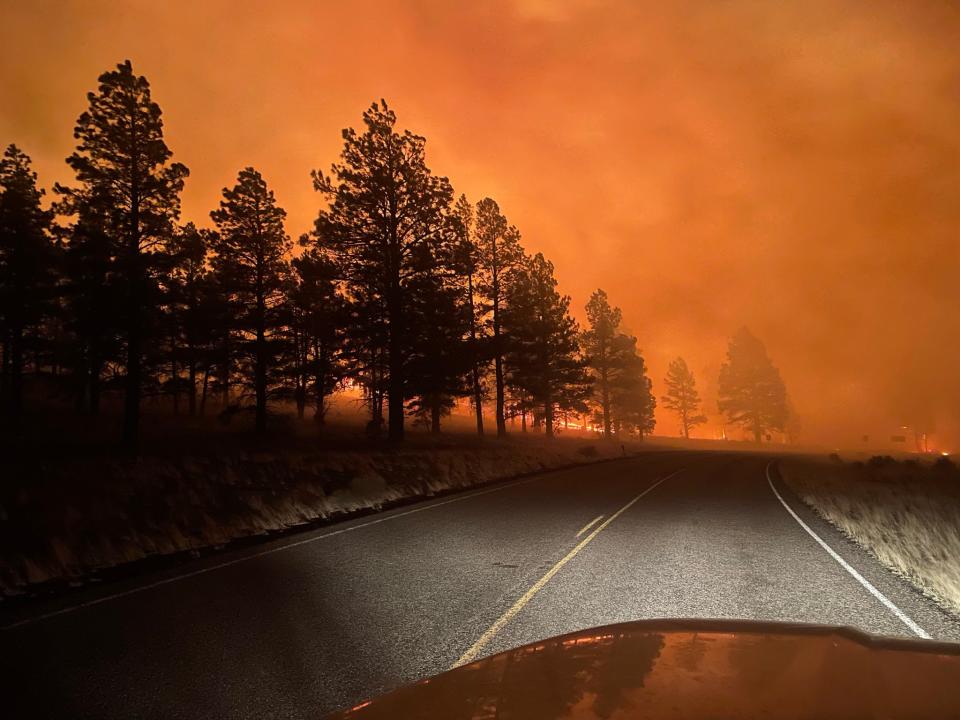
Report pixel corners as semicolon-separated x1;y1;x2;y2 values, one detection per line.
780;455;960;616
0;421;644;599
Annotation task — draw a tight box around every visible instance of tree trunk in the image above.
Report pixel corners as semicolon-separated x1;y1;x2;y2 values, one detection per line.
600;352;610;438
254;287;267;434
544;396;554;438
492;266;506;436
122;249;141;449
0;333;9;411
467;272;484;436
296;385;306;419
386;281;405;442
187;343;197;416
431;400;441;434
89;354;102;416
313;337;326;425
199;364;210;416
7;325;23;417
220;336;231;408
170;335;179;415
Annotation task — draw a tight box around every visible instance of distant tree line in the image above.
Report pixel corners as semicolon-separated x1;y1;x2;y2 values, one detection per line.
0;60;790;447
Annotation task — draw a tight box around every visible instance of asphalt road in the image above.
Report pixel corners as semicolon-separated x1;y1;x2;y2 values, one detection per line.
3;450;959;718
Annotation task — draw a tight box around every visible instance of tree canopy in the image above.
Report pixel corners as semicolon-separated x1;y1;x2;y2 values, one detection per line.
312;100;455;441
56;59;188;447
718;327;788;442
662;357;706;439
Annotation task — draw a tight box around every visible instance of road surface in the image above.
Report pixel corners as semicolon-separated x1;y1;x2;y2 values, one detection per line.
3;450;958;718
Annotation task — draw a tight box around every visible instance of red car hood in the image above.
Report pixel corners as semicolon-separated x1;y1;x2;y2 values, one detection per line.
327;619;960;719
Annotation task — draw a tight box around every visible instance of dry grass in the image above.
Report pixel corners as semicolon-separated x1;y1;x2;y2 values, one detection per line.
0;431;642;597
781;456;960;616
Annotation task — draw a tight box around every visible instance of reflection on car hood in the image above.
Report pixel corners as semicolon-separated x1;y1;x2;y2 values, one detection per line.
326;619;960;719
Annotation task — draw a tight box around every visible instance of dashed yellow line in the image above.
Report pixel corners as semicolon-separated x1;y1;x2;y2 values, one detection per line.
452;468;683;668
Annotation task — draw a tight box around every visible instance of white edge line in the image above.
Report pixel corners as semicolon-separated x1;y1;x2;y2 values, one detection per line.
765;461;930;639
3;472;551;631
575;515;604;538
452;467;684;668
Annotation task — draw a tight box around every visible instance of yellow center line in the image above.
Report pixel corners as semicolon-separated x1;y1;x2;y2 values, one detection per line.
575;515;604;538
451;468;684;668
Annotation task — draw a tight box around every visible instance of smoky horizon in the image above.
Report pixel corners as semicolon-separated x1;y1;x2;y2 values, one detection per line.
2;0;958;449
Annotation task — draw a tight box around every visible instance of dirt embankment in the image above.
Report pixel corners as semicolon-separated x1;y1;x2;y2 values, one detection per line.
0;437;636;598
780;455;960;616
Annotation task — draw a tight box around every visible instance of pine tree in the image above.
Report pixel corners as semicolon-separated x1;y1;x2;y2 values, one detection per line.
312;100;454;441
608;334;656;439
502;253;591;437
0;145;56;417
164;222;215;416
284;242;344;424
451;194;487;435
404;263;471;433
662;357;707;439
474;197;525;437
718;327;788;442
56;60;188;446
581;289;622;438
210;167;291;434
57;187;121;414
200;267;233;416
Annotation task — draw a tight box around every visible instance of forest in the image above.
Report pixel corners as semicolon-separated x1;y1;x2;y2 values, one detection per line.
0;61;790;450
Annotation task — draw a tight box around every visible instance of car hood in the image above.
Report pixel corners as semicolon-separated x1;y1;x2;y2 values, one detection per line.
326;619;960;719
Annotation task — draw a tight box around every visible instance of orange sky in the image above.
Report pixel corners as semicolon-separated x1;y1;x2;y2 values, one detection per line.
2;0;958;449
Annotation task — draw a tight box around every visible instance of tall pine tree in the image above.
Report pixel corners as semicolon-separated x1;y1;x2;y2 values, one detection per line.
57;60;188;446
502;253;591;437
581;289;622;438
474;197;524;437
210;168;291;434
662;356;706;439
284;242;344;424
312;100;454;441
0;145;56;417
451;194;487;435
164;222;215;416
718;327;788;442
608;334;656;439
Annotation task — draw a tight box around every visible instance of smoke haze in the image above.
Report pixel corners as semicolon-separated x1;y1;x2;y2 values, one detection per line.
2;0;958;447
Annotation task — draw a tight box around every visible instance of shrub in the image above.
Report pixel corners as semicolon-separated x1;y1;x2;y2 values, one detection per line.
867;455;896;469
933;455;957;475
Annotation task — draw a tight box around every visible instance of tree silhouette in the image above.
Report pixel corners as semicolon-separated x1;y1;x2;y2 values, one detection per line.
451;194;487;435
582;289;623;438
164;222;215;416
718;327;788;442
503;253;591;437
662;356;706;439
3;79;700;450
56;60;188;447
57;186;121;415
474;198;525;437
0;145;56;417
312;100;454;441
210;167;291;434
608;334;656;439
405;263;471;432
284;243;344;424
